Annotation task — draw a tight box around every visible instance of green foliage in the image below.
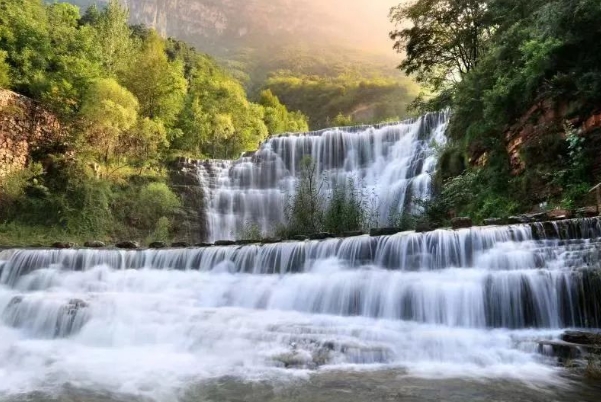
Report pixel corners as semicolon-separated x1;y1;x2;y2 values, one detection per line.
90;0;135;77
323;180;366;235
80;78;139;161
0;50;9;88
239;221;262;240
393;0;601;216
121;31;187;125
265;73;417;129
146;216;170;243
285;156;324;236
134;182;181;231
258;89;308;134
389;0;491;91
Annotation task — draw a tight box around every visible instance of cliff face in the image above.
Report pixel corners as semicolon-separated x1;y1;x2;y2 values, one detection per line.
503;101;601;176
0;90;64;178
79;0;395;57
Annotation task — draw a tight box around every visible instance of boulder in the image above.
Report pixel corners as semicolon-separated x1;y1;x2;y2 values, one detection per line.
235;239;259;245
507;215;532;224
52;242;75;249
415;221;432;233
451;217;473;230
195;243;214;247
308;232;334;240
369;228;401;237
115;241;139;249
342;231;364;237
84;241;105;248
260;238;282;244
576;206;598;218
214;240;236;246
291;235;309;241
483;218;506;226
170;241;190;248
548;209;573;220
149;241;167;249
561;331;601;345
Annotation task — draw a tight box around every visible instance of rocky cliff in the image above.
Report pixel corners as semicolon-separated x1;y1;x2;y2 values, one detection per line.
0;90;64;178
76;0;395;57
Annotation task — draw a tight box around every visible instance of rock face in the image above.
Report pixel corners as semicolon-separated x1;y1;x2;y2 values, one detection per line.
0;90;64;178
168;158;207;244
561;331;601;345
84;241;106;248
214;240;235;246
79;0;391;58
369;228;401;237
115;241;139;249
451;217;473;230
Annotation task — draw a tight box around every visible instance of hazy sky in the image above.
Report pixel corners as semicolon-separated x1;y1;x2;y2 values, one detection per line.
311;0;402;53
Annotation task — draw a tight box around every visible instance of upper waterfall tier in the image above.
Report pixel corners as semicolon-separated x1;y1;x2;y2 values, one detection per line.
196;112;449;241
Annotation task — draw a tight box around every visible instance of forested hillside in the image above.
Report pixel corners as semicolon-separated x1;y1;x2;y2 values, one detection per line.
390;0;601;224
0;0;307;244
68;0;417;128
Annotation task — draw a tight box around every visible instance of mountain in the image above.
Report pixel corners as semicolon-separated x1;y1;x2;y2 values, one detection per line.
71;0;399;57
69;0;417;128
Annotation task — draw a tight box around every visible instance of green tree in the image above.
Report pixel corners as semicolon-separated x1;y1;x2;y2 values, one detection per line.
258;89;308;134
390;0;491;91
286;156;324;235
0;50;9;88
91;0;135;77
80;78;138;163
121;31;187;125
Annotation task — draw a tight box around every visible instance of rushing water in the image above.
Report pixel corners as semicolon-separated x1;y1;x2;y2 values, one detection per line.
1;218;601;400
197;112;448;241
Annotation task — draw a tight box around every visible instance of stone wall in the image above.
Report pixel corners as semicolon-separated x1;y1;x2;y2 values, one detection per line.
0;90;63;178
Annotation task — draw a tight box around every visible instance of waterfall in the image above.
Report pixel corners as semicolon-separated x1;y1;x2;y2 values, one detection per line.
196;112;449;241
1;218;600;396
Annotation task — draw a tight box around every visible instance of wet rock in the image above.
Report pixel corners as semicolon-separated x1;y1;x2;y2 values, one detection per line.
369;227;401;237
261;238;282;244
195;242;214;247
415;222;432;233
342;231;364;237
507;215;532;224
65;298;89;312
308;232;334;240
7;295;23;308
84;241;105;248
537;340;583;360
115;241;139;249
52;242;75;249
149;241;167;249
548;209;573;220
561;331;601;345
214;240;236;246
235;239;259;245
484;218;506;226
171;241;190;248
576;206;598;218
451;217;472;230
291;235;309;241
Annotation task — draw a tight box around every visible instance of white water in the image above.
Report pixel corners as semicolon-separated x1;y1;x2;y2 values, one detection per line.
1;219;600;400
197;113;448;241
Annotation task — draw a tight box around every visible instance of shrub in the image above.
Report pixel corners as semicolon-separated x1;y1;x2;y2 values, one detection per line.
323;180;366;235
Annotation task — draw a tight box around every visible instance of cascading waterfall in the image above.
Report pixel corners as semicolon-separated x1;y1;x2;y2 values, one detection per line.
197;112;448;241
1;218;601;398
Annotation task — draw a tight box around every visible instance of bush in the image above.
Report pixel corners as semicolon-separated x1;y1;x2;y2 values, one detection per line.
285;156;324;236
323;180;366;235
114;182;181;232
